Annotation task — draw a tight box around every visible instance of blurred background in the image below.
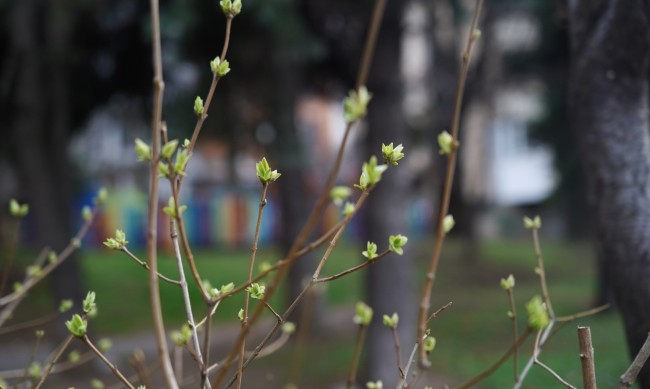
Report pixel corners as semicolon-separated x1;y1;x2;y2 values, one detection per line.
0;0;632;388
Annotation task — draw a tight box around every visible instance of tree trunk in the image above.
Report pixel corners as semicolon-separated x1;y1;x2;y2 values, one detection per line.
8;0;83;306
365;1;414;386
568;0;650;385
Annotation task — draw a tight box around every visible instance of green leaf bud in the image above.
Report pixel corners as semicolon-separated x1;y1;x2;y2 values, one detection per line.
94;188;108;205
183;138;191;148
388;234;408;255
59;299;74;313
171;323;192;346
438;131;458;155
48;251;57;264
193;96;204;117
134;138;152;162
343;86;372;123
68;350;81;363
82;206;92;222
443;214;455;234
258;261;272;273
354;156;388;191
526;295;549;330
424;335;437;353
98;338;112;353
362;241;378;260
27;361;41;379
246;283;266;300
161;139;179;160
9;199;29;218
381;143;405;166
35;329;45;338
330;186;352;206
26;265;42;278
382;313;399;328
71;238;81;248
238;308;244;322
342;202;356;218
210;57;231;77
500;274;515;291
13;282;23;293
281;322;296;334
366;381;383;389
523;215;542;230
353;301;373;326
83;291;96;314
65;314;87;337
91;378;105;389
256;157;281;184
158;161;170;178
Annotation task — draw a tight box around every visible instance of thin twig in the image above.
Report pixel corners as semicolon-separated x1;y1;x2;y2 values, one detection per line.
531;227;555;317
147;0;177;386
426;301;453;324
131;348;155;389
20;330;44;386
347;324;369;389
454;328;530;389
0;311;58;335
391;326;405;379
577;326;597;389
122;248;180;286
169;220;207;385
417;0;484;367
83;335;135;389
507;288;519;382
556;304;609;322
237;184;269;389
398;335;426;389
34;334;74;389
620;332;650;389
315;250;389;283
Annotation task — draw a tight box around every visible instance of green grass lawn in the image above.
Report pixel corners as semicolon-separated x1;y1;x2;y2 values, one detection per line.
8;237;632;388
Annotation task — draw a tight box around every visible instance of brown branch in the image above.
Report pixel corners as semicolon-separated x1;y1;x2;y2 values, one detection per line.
507;289;519;382
147;0;177;386
391;326;405;379
426;301;453;325
122;248;180;286
531;227;555;317
556;304;609;322
347;324;369;389
83;335;135;389
620;332;650;389
577;326;597;389
34;334;74;389
315;250;389;284
417;0;484;367
237;184;269;389
455;328;531;389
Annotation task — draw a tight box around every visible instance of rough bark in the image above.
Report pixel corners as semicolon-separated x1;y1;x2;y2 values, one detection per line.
365;1;415;386
568;0;650;385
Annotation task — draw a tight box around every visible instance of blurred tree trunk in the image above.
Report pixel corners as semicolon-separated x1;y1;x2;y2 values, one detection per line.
7;0;83;304
365;1;415;386
568;0;650;385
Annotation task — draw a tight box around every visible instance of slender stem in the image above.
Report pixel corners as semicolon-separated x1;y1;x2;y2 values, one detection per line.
122;248;180;286
147;0;177;387
315;250;389;283
620;332;650;389
170;220;208;386
556;304;609;322
398;336;424;389
202;305;214;386
213;190;370;387
531;227;555;317
455;328;531;389
286;288;317;386
507;289;519;382
577;326;597;389
237;184;269;389
355;0;387;90
131;348;155;389
391;326;405;379
312;191;369;280
535;359;576;389
264;302;282;322
34;335;73;389
83;335;135;389
515;323;554;389
347;324;368;389
20;331;44;385
0;310;58;335
426;301;453;324
186;16;233;156
417;0;484;367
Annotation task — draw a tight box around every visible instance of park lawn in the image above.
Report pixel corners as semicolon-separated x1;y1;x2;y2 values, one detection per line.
10;237;631;388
